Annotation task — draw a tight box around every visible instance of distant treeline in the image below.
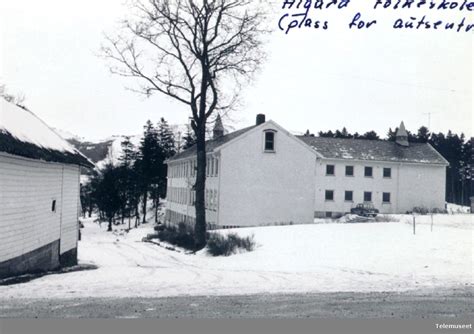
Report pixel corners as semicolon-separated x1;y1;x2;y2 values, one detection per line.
305;126;472;206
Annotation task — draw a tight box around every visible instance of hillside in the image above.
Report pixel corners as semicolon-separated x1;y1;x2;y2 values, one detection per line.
58;124;189;171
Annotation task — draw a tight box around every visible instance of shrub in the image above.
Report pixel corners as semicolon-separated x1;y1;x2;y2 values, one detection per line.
156;222;195;251
374;215;400;223
412;207;429;215
207;233;255;257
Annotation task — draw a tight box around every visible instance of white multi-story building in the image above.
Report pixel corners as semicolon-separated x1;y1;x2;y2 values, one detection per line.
0;100;93;279
165;116;448;227
298;123;448;217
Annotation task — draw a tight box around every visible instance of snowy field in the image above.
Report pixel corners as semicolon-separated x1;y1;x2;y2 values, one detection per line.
0;215;472;299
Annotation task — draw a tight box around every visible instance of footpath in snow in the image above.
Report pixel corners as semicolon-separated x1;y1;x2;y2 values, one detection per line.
0;214;472;299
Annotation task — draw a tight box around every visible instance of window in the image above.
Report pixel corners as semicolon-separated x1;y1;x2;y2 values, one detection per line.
326;165;335;176
264;131;275;152
325;190;334;201
364;192;372;202
383;192;391;203
51;200;57;213
325;212;333;218
345;191;353;202
364;167;373;177
215;158;219;176
383;168;392;178
345;166;354;176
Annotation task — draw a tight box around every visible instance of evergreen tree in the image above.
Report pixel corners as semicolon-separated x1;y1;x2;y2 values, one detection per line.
387;128;397;141
92;164;124;232
416;126;430;143
80;182;94;218
157;118;176;157
360;131;380;140
318;130;335;138
182;126;197;150
335;127;352;139
136;120;164;225
152;118;177;222
118;136;140;228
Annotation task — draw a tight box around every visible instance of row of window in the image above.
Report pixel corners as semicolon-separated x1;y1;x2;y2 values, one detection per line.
166;210;195;225
168;187;219;211
325;190;391;203
166;210;217;228
169;157;219;179
326;165;392;178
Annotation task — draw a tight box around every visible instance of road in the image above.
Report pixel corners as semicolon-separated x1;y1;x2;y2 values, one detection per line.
1;288;472;318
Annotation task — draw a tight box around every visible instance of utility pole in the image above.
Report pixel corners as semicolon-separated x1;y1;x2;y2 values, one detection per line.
423;112;437;129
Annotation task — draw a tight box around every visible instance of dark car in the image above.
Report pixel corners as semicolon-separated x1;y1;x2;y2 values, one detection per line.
351;203;379;217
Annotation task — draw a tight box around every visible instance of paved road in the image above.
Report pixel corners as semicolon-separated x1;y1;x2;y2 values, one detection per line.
1;288;472;318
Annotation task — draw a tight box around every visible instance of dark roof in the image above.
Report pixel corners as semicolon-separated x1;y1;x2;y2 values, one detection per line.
297;136;448;165
0;100;94;167
0;131;94;167
168;126;256;162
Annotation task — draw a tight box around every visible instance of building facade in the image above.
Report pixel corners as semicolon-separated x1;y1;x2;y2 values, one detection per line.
166;115;317;228
165;116;449;227
0;100;93;279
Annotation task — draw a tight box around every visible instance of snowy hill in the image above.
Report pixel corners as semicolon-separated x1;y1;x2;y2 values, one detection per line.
66;134;141;170
59;123;190;171
52;127;85;142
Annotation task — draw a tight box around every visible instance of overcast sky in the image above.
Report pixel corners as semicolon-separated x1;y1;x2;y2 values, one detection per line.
0;0;472;141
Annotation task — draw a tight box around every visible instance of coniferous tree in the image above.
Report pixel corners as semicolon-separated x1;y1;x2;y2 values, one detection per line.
182;126;197;150
136;121;163;224
359;131;380;140
149;118;176;222
93;164;124;231
416;126;430;143
319;130;335;138
119;136;140;228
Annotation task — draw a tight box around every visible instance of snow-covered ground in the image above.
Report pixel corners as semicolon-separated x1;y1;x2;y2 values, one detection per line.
0;215;472;299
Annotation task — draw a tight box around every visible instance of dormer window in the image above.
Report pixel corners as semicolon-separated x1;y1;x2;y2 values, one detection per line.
264;130;276;152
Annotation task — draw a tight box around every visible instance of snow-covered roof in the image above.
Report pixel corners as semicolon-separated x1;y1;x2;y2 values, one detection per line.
0;99;94;167
297;136;449;165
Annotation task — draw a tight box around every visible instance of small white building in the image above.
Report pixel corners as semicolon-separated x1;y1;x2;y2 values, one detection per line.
0;100;93;279
165;116;448;227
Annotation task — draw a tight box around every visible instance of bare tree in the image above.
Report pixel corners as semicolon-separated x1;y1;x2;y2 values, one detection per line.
102;0;268;249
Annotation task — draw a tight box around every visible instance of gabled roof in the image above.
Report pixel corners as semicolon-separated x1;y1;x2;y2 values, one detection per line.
297;136;449;165
0;99;94;167
168;125;256;162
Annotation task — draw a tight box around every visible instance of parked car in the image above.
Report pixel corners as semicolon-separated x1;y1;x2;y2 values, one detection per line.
351;203;379;217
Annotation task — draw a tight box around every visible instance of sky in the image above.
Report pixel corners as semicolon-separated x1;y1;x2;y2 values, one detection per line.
0;0;472;141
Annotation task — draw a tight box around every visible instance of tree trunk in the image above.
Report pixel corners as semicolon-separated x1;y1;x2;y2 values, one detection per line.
155;198;159;223
107;218;113;232
135;204;140;228
194;124;207;250
142;190;148;225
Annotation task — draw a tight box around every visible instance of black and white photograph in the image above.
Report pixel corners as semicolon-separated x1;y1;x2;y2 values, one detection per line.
0;0;472;332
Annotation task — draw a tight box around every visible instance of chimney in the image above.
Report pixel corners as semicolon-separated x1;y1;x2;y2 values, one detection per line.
213;114;224;139
256;114;266;126
395;121;409;147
